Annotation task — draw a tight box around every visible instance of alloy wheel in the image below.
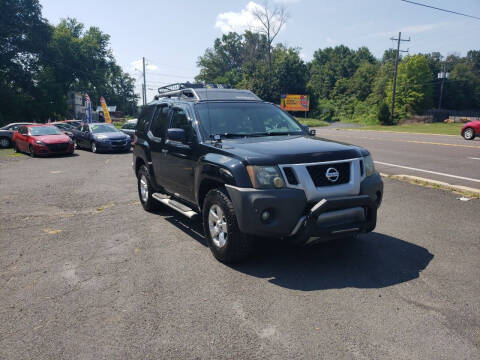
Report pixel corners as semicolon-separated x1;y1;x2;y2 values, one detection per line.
139;175;148;203
0;138;9;148
91;142;97;153
464;128;474;140
208;204;228;248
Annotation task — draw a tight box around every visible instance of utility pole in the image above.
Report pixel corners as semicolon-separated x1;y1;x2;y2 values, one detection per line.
438;62;449;109
142;57;147;106
390;32;410;124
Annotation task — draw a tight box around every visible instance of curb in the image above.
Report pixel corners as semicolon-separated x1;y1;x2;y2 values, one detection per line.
380;173;480;199
343;128;458;137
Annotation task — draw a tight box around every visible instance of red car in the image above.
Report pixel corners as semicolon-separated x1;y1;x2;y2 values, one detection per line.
461;121;480;140
13;124;74;157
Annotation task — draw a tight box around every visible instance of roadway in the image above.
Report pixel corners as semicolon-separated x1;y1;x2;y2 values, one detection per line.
315;127;480;189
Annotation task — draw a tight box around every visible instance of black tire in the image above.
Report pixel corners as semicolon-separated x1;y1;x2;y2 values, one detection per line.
0;137;10;148
73;139;80;149
463;127;475;140
91;141;97;153
202;188;252;263
137;165;160;212
13;142;18;153
29;144;36;157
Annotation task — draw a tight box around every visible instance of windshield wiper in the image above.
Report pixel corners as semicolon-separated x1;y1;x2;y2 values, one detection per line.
248;131;301;137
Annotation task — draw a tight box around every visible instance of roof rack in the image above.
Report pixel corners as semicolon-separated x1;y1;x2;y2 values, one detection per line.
154;83;260;102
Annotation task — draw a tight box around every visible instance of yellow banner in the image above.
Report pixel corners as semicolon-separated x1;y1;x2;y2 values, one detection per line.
100;97;112;123
280;94;310;112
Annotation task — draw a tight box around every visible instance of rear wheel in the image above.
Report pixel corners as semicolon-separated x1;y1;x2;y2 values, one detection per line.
0;137;10;148
202;188;252;263
463;127;475;140
137;165;160;211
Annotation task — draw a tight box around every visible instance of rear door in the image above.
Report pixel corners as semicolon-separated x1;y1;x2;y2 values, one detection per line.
148;104;170;187
162;105;198;203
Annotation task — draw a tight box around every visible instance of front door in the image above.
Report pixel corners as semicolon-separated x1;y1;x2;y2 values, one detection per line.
148;104;169;187
16;126;29;151
163;106;197;203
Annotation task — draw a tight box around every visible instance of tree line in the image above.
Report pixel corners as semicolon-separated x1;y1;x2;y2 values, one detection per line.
196;31;480;124
0;0;138;125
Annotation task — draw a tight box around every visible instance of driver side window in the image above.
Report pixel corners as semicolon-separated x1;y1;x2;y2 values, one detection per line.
168;107;193;143
81;125;89;132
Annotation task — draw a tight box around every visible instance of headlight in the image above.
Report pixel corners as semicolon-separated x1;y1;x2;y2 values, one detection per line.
246;165;285;189
35;140;46;145
363;155;376;177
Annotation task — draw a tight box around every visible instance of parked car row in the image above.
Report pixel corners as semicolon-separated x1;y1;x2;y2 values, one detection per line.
7;122;132;157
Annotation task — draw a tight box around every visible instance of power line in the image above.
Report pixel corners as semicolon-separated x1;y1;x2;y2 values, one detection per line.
400;0;480;21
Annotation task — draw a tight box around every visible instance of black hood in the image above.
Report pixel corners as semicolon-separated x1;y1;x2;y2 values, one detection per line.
205;135;368;165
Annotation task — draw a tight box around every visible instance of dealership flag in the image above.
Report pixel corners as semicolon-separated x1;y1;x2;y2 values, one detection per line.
84;93;92;123
100;96;112;123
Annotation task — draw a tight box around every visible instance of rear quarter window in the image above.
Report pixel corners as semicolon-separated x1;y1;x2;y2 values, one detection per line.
136;106;155;133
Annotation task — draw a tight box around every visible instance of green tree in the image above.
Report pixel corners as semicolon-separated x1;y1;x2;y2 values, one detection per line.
385;54;433;120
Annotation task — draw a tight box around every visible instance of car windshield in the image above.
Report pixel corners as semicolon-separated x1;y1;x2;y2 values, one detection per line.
68;122;82;129
29;126;63;136
195;102;303;138
90;124;118;134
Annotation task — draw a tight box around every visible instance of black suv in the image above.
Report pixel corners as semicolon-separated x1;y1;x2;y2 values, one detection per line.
133;84;383;263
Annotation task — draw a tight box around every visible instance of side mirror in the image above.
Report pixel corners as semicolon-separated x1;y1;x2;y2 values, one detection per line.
309;129;316;136
167;128;186;143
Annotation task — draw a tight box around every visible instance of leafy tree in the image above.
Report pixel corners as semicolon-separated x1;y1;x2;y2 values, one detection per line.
385;54;433;120
377;102;391;125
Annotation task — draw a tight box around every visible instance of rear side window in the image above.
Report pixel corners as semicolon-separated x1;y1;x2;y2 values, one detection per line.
150;105;169;138
136;106;155;133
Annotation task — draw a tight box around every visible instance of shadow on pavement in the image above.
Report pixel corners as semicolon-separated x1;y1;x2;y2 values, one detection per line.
155;209;433;291
232;232;433;291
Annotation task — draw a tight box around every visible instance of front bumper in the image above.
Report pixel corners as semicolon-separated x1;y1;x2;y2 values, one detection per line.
35;143;74;156
95;141;130;152
225;173;383;239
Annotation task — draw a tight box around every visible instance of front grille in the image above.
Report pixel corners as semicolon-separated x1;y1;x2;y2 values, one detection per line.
307;162;350;187
111;140;127;146
47;143;68;152
283;167;298;185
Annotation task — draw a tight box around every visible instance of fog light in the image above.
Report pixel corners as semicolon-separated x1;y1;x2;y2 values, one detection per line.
261;211;271;221
273;176;285;188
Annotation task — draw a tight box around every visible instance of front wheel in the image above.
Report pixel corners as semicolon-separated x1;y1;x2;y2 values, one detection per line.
202;188;252;263
29;144;36;157
91;141;97;153
137;165;160;212
463;127;475;140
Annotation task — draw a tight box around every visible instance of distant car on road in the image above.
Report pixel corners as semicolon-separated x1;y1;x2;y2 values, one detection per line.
51;122;75;139
120;120;137;144
12;124;74;157
73;123;131;153
61;120;83;130
0;122;33;148
461;121;480;140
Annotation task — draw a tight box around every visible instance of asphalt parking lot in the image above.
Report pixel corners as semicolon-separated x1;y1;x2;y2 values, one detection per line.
1;150;479;359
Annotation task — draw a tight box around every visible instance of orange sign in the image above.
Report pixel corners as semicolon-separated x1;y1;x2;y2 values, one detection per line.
100;97;112;123
280;94;310;112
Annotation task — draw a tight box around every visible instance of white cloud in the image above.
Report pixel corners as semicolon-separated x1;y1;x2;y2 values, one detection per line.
370;22;448;37
325;36;335;44
273;0;301;3
215;1;287;34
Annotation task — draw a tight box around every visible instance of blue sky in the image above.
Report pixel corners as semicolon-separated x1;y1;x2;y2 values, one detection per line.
39;0;480;101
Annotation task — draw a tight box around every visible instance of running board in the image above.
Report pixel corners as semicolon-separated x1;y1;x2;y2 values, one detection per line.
152;193;198;218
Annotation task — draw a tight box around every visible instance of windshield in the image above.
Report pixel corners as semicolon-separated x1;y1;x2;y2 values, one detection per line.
90;124;119;134
29;126;63;136
195;102;303;138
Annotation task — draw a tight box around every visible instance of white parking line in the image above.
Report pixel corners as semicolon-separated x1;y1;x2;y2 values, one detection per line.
374;161;480;184
468;157;480;161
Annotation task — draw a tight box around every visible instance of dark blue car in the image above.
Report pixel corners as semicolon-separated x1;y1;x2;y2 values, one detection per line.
73;123;131;153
